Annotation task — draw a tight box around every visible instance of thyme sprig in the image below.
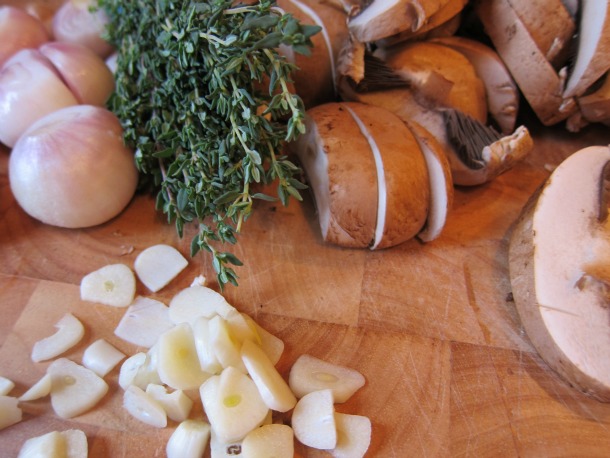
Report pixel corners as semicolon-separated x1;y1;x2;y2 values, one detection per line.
98;0;319;287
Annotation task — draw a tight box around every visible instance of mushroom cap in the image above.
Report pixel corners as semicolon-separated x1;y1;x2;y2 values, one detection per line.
509;145;610;401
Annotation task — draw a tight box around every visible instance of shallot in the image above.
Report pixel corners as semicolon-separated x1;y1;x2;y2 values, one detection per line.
8;105;138;228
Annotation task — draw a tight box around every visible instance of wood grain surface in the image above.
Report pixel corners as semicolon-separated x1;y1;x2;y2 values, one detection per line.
1;112;610;457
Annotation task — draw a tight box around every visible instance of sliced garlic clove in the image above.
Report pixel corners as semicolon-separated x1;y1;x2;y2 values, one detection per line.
241;314;284;366
114;296;174;348
82;338;126;377
0;395;22;430
166;419;211;458
118;351;161;390
17;430;65;457
80;263;136;307
241;424;294;458
169;284;236;324
331;413;372;458
145;383;193;422
61;429;89;458
291;389;337;450
31;313;85;363
209;315;248;373
48;358;108;419
123;385;167;428
134;244;188;292
192;316;223;375
19;374;52;401
289;354;365;403
0;376;15;396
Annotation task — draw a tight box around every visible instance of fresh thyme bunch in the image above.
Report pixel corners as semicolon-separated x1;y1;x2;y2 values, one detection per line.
98;0;320;287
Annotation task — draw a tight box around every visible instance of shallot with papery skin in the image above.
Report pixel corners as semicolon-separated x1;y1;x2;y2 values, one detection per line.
39;41;115;105
0;6;49;68
0;49;78;148
52;0;114;58
9;105;138;229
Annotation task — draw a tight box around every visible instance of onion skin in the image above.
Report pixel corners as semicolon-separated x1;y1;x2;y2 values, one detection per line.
0;6;50;68
0;49;78;148
52;0;114;58
39;41;115;105
9;105;139;229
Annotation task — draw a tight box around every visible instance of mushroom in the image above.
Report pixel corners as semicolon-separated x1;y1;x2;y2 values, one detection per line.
430;36;520;134
375;0;468;46
508;145;610;402
566;72;610;132
276;0;349;108
291;102;431;249
475;0;577;126
563;0;610;98
336;38;534;186
347;0;452;43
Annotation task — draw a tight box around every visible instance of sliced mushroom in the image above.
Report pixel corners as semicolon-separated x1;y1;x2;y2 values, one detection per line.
430;36;519;134
567;72;610;131
406;121;453;242
475;0;577;126
375;0;467;46
347;0;452;43
374;41;488;122
509;145;610;402
564;0;610;98
291;102;430;249
276;0;349;108
336;38;534;186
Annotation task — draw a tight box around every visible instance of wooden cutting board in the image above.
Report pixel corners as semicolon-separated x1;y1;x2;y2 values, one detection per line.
1;115;610;456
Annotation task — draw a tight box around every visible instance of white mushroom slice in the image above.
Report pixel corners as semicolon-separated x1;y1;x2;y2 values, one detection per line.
564;0;610;98
31;313;85;363
574;72;610;125
405;121;453;242
348;0;451;42
80;263;136;307
114;296;174;348
48;358;109;419
134;244;188;292
509;145;610;401
430;36;520;133
476;0;577;126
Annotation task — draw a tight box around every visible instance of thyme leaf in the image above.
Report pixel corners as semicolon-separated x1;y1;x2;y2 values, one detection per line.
98;0;318;288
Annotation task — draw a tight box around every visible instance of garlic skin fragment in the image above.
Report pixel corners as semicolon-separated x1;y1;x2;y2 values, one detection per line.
82;339;126;377
134;244;189;293
123;385;167;428
166;419;211;458
31;313;85;363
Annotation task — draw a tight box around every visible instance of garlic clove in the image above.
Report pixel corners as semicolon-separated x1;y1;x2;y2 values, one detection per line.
166;420;211;458
291;389;337;450
18;374;52;402
0;6;49;68
331;413;372;458
0;376;15;396
0;395;22;430
145;384;193;422
82;338;126;377
123;385;167;428
114;296;174;348
134;244;188;293
118;351;161;391
31;313;85;363
241;424;294;458
168;284;236;325
80;263;136;308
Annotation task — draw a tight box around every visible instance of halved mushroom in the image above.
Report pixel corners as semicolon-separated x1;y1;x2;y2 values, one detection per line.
347;0;452;43
475;0;577;126
563;0;610;98
430;36;520;134
509;145;610;402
